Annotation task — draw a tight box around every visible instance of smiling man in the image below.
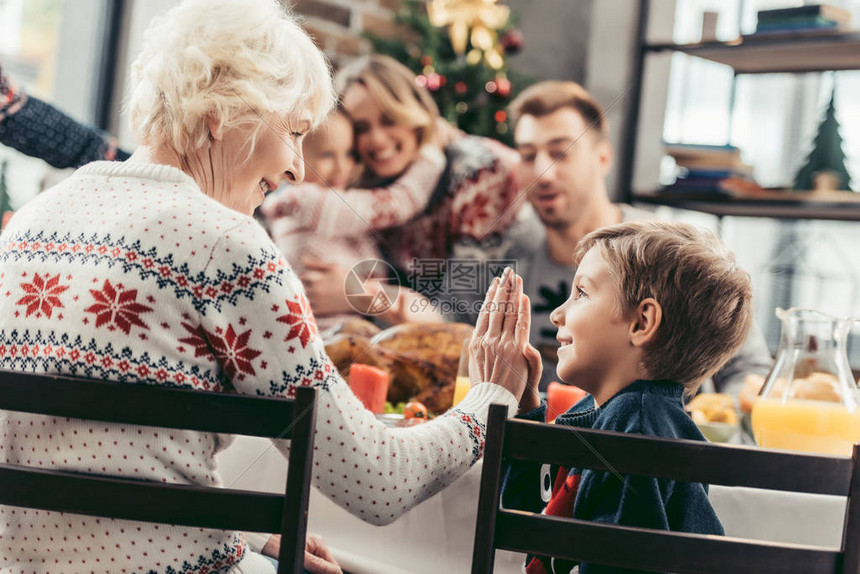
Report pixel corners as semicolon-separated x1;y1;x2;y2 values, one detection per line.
505;80;772;394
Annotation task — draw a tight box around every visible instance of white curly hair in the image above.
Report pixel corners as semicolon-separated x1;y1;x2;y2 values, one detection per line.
126;0;335;159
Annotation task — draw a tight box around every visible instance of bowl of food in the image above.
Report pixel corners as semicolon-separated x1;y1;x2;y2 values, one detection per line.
376;401;429;428
695;420;740;443
686;393;740;443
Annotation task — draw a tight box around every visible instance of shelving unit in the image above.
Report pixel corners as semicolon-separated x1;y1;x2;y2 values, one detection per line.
646;30;860;75
620;0;860;220
634;191;860;221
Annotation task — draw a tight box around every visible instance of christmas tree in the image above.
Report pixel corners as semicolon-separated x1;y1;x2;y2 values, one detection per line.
364;0;531;145
794;88;854;192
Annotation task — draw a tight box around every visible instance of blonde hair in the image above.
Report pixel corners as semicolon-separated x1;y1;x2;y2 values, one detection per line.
573;221;753;392
509;80;608;140
335;54;438;147
126;0;335;159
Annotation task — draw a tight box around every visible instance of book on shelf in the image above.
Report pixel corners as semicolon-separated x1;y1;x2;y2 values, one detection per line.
756;4;852;25
756;17;844;33
674;156;752;171
678;166;754;180
664;142;740;162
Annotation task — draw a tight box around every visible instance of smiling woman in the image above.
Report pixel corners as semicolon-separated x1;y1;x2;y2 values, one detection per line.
125;0;331;215
319;55;523;312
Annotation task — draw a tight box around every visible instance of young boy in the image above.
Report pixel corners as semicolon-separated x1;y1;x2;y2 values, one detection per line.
503;220;752;574
260;106;446;325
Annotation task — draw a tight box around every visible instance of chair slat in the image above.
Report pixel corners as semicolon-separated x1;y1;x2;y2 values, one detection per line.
0;370;297;438
279;380;319;574
495;510;842;574
471;404;509;574
504;419;854;495
0;464;284;533
840;444;860;574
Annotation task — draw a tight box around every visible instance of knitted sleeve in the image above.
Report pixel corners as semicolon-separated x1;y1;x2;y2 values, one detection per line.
0;66;130;168
448;136;523;240
197;219;519;526
260;145;445;238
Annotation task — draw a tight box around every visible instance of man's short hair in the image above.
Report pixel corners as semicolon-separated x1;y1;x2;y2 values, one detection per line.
573;221;753;393
509;81;608;139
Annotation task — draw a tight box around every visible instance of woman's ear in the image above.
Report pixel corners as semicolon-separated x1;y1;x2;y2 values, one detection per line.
629;297;661;348
207;113;224;142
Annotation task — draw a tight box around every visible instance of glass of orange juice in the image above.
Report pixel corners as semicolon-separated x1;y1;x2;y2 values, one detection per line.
452;340;471;407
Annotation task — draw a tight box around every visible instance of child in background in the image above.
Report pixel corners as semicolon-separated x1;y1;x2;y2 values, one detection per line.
260;107;446;325
501;221;753;574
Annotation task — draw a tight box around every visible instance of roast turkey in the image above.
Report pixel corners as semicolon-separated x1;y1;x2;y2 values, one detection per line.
323;321;473;414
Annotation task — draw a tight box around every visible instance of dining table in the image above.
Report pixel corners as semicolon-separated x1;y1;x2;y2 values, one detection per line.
217;435;847;574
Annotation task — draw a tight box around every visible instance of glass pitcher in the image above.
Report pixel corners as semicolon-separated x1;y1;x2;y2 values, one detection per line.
751;308;858;456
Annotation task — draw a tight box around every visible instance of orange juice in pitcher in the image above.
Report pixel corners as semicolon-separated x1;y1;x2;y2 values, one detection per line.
752;308;858;456
752;398;859;456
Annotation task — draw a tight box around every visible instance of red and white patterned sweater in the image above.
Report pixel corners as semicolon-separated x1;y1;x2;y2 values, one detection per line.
259;146;446;275
0;160;518;574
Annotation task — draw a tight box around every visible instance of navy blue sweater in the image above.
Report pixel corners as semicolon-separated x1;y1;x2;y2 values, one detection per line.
501;380;724;574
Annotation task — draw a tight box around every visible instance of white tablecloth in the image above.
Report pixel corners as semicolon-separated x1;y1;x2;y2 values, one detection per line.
217;436;847;574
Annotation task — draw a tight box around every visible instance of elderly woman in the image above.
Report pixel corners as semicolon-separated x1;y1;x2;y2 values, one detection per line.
301;55;525;321
0;1;531;573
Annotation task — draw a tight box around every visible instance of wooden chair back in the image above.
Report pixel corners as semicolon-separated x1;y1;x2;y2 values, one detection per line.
472;403;860;574
0;370;318;574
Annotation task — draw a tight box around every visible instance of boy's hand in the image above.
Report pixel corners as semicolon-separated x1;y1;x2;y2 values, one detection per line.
519;343;543;413
469;268;530;401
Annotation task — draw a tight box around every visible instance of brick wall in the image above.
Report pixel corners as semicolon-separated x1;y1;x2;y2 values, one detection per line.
288;0;404;69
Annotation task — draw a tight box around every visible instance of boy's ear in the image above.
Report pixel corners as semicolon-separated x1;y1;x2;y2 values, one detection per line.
629;297;661;348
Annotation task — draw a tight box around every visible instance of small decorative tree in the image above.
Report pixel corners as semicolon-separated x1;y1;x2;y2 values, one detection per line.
794;88;854;192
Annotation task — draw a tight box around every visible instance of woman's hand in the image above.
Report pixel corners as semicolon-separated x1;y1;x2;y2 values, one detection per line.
261;533;343;574
433;117;465;148
469;267;531;401
300;258;353;316
304;533;343;574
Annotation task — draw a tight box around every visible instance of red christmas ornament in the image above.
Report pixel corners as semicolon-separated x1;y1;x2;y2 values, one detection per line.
455;81;468;94
426;73;442;92
495;77;512;98
501;28;524;54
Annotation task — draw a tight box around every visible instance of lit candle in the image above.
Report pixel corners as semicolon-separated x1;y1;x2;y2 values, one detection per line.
349;364;390;414
546;381;587;422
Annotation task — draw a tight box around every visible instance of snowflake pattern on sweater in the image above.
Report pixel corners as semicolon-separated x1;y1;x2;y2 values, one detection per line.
0;161;518;574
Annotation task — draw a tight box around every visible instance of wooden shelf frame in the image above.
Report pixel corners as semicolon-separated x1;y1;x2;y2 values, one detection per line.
618;1;860;221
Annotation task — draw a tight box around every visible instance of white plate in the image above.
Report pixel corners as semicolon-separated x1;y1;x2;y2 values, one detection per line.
376;413;404;428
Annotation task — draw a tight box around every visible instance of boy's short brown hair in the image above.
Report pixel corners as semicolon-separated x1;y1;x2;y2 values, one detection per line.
573;221;753;393
509;80;608;139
